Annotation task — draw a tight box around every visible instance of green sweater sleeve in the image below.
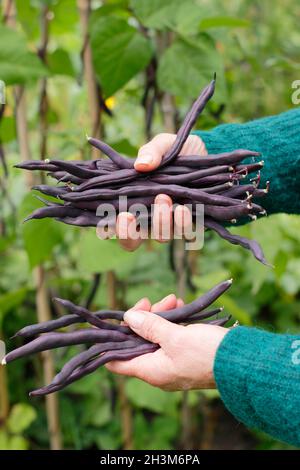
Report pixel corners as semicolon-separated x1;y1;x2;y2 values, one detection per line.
194;108;300;215
214;326;300;447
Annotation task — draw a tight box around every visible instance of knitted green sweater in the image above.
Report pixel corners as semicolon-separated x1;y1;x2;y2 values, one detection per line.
195;108;300;447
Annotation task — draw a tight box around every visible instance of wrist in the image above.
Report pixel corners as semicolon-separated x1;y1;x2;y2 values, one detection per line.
210;326;230;388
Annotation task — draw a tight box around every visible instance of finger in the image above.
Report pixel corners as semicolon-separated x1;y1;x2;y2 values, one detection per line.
151;294;178;312
123;309;180;346
121;299;151;326
116;212;143;252
131;298;152;312
176;298;185;309
152;194;173;243
135;133;176;172
174;204;193;239
105;350;162;380
181;135;208;156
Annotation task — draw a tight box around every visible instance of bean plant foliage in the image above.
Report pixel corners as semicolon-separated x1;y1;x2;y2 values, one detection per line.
0;0;299;451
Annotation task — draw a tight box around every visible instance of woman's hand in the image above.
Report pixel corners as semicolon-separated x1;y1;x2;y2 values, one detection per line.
106;294;228;391
116;133;207;251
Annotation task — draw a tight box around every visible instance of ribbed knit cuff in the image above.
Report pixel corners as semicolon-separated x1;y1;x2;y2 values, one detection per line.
193;108;300;215
213;326;300;446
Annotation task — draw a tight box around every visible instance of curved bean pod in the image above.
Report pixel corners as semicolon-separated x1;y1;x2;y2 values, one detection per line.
151;165;231;185
61;184;243;207
54;298;131;334
50;339;140;386
174;149;260;168
156;279;232;323
87;137;134;169
12;308;125;339
29;343;159;396
204;217;270;265
75;169;140;192
160;77;216;168
4;329;129;364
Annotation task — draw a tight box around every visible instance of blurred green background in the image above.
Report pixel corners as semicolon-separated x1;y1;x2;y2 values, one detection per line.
0;0;299;450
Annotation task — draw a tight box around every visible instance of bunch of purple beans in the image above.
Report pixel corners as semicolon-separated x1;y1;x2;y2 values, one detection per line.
3;279;233;396
4;78;271;396
16;76;269;265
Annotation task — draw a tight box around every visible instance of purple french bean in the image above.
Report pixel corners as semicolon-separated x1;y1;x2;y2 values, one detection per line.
87;137;134;169
54;298;131;334
29;343;159;396
12;309;125;339
159;77;216;168
4;328;130;364
174;149;260;168
50;339;141;386
75;168;140;192
204;217;270;266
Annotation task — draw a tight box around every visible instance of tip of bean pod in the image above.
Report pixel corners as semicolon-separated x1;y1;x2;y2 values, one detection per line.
22;215;33;224
23;215;34;223
213;72;217;81
52;297;65;305
10;333;19;340
1;357;6;365
30;386;53;397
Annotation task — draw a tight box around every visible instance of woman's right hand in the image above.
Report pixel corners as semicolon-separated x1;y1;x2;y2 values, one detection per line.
106;294;228;390
116;133;207;251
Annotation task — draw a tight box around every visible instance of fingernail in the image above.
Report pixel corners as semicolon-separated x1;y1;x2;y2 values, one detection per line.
136;154;153;166
134;298;148;308
155;194;171;204
158;294;174;304
124;310;146;329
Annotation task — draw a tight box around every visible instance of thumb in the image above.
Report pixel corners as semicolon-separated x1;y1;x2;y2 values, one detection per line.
135;133;176;172
124;309;178;345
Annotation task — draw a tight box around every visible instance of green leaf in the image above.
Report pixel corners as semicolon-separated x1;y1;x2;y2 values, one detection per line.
125;378;181;413
19;193;65;268
0;287;28;328
0;430;9;449
200;16;250;30
50;0;79;35
157;35;227;102
172;2;204;36
193;269;230;292
0;25;48;85
280;259;300;295
15;0;40;40
7;404;37;434
0;116;16;143
130;0;185;31
77;230;137;275
7;436;29;450
48;48;75;77
89;16;153;97
89;403;111;427
109;138;138;157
